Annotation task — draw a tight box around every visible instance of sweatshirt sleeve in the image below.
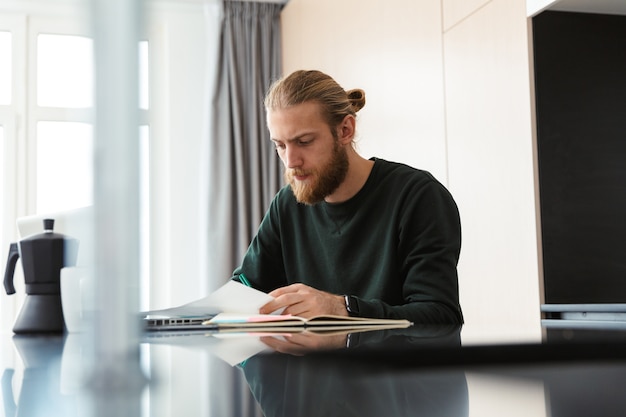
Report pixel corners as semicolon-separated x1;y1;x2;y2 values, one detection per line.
354;178;463;324
231;191;288;293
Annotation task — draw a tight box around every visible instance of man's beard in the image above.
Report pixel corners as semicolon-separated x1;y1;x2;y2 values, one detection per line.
285;141;349;205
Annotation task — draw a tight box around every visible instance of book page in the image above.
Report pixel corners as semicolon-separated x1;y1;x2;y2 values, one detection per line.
143;280;274;319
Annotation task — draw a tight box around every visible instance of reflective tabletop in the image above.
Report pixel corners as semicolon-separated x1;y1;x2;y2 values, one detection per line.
2;323;626;417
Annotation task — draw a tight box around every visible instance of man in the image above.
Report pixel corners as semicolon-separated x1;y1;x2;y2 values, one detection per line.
232;70;463;324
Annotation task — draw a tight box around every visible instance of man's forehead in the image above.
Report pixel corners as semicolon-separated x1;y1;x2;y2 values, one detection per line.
267;102;327;138
271;99;325;114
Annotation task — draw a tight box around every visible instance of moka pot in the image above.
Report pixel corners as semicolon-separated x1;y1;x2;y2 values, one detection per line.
3;219;79;333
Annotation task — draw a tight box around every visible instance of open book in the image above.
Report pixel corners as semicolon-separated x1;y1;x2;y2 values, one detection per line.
205;313;412;332
143;280;412;333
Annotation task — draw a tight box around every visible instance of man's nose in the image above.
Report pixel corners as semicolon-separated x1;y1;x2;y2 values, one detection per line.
284;145;302;169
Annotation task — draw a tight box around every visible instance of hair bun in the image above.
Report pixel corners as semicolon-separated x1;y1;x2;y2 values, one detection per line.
347;89;366;112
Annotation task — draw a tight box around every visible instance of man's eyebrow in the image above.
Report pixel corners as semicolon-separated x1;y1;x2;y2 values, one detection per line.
271;133;314;143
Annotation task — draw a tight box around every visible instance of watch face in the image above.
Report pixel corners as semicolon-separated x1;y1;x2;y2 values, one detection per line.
347;295;359;315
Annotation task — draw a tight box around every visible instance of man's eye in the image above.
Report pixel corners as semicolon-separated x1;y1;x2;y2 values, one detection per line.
297;140;312;146
274;143;286;150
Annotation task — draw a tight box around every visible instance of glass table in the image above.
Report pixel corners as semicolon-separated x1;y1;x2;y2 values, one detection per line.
1;322;626;417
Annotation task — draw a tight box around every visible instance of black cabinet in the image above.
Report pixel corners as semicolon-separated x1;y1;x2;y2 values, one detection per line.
533;11;626;305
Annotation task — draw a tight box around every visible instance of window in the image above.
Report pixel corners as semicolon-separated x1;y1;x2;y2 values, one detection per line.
1;31;7;242
33;33;94;213
1;15;151;310
0;31;10;104
32;36;149;215
0;29;12;254
36;121;93;213
0;126;4;242
139;40;149;110
37;34;93;108
31;32;151;308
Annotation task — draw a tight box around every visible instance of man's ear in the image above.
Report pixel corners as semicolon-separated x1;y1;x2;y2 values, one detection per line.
337;114;356;145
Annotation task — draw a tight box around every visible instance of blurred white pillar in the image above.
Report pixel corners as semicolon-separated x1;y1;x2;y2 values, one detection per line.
90;0;145;401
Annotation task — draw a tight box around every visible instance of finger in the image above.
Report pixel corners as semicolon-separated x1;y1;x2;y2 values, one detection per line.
281;301;309;318
267;283;303;298
259;299;283;315
260;291;304;315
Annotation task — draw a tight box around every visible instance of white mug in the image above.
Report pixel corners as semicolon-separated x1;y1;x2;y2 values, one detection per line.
60;266;94;333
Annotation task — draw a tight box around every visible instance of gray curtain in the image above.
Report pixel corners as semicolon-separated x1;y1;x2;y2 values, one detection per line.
206;0;283;291
206;2;283;416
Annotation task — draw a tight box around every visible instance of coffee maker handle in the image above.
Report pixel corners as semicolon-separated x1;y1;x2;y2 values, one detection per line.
3;243;19;295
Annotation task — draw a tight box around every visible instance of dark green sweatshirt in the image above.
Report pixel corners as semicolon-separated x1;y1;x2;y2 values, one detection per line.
233;158;463;324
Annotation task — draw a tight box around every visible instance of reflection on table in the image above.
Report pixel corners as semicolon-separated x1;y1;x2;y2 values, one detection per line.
241;338;468;417
1;323;626;417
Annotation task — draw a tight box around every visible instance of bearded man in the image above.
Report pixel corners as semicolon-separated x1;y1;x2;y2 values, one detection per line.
231;70;463;325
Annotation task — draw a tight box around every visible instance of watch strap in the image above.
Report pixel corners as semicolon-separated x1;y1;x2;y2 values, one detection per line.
343;295;359;316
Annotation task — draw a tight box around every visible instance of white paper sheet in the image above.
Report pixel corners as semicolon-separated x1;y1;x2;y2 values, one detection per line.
143;280;274;318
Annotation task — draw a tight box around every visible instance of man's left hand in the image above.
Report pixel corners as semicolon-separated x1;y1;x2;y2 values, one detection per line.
259;283;348;318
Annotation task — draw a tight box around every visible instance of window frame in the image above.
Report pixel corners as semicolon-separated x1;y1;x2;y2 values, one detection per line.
1;0;202;322
0;12;27;333
27;14;94;213
1;6;156;326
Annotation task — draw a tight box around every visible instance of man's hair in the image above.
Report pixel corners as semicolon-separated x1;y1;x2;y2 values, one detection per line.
264;70;366;130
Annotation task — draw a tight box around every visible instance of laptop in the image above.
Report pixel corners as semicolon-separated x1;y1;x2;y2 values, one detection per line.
142;280;274;332
143;316;218;332
142;296;222;331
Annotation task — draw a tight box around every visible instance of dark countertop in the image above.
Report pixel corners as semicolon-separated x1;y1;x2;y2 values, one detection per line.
2;323;626;417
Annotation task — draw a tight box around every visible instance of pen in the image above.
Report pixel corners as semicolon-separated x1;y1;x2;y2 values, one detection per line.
239;273;251;287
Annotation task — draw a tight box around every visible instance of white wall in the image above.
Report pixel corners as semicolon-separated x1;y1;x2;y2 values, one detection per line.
281;0;449;182
144;1;218;309
281;0;542;342
443;0;540;342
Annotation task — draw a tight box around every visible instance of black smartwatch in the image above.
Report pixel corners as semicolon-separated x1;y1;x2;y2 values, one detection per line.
343;295;359;316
